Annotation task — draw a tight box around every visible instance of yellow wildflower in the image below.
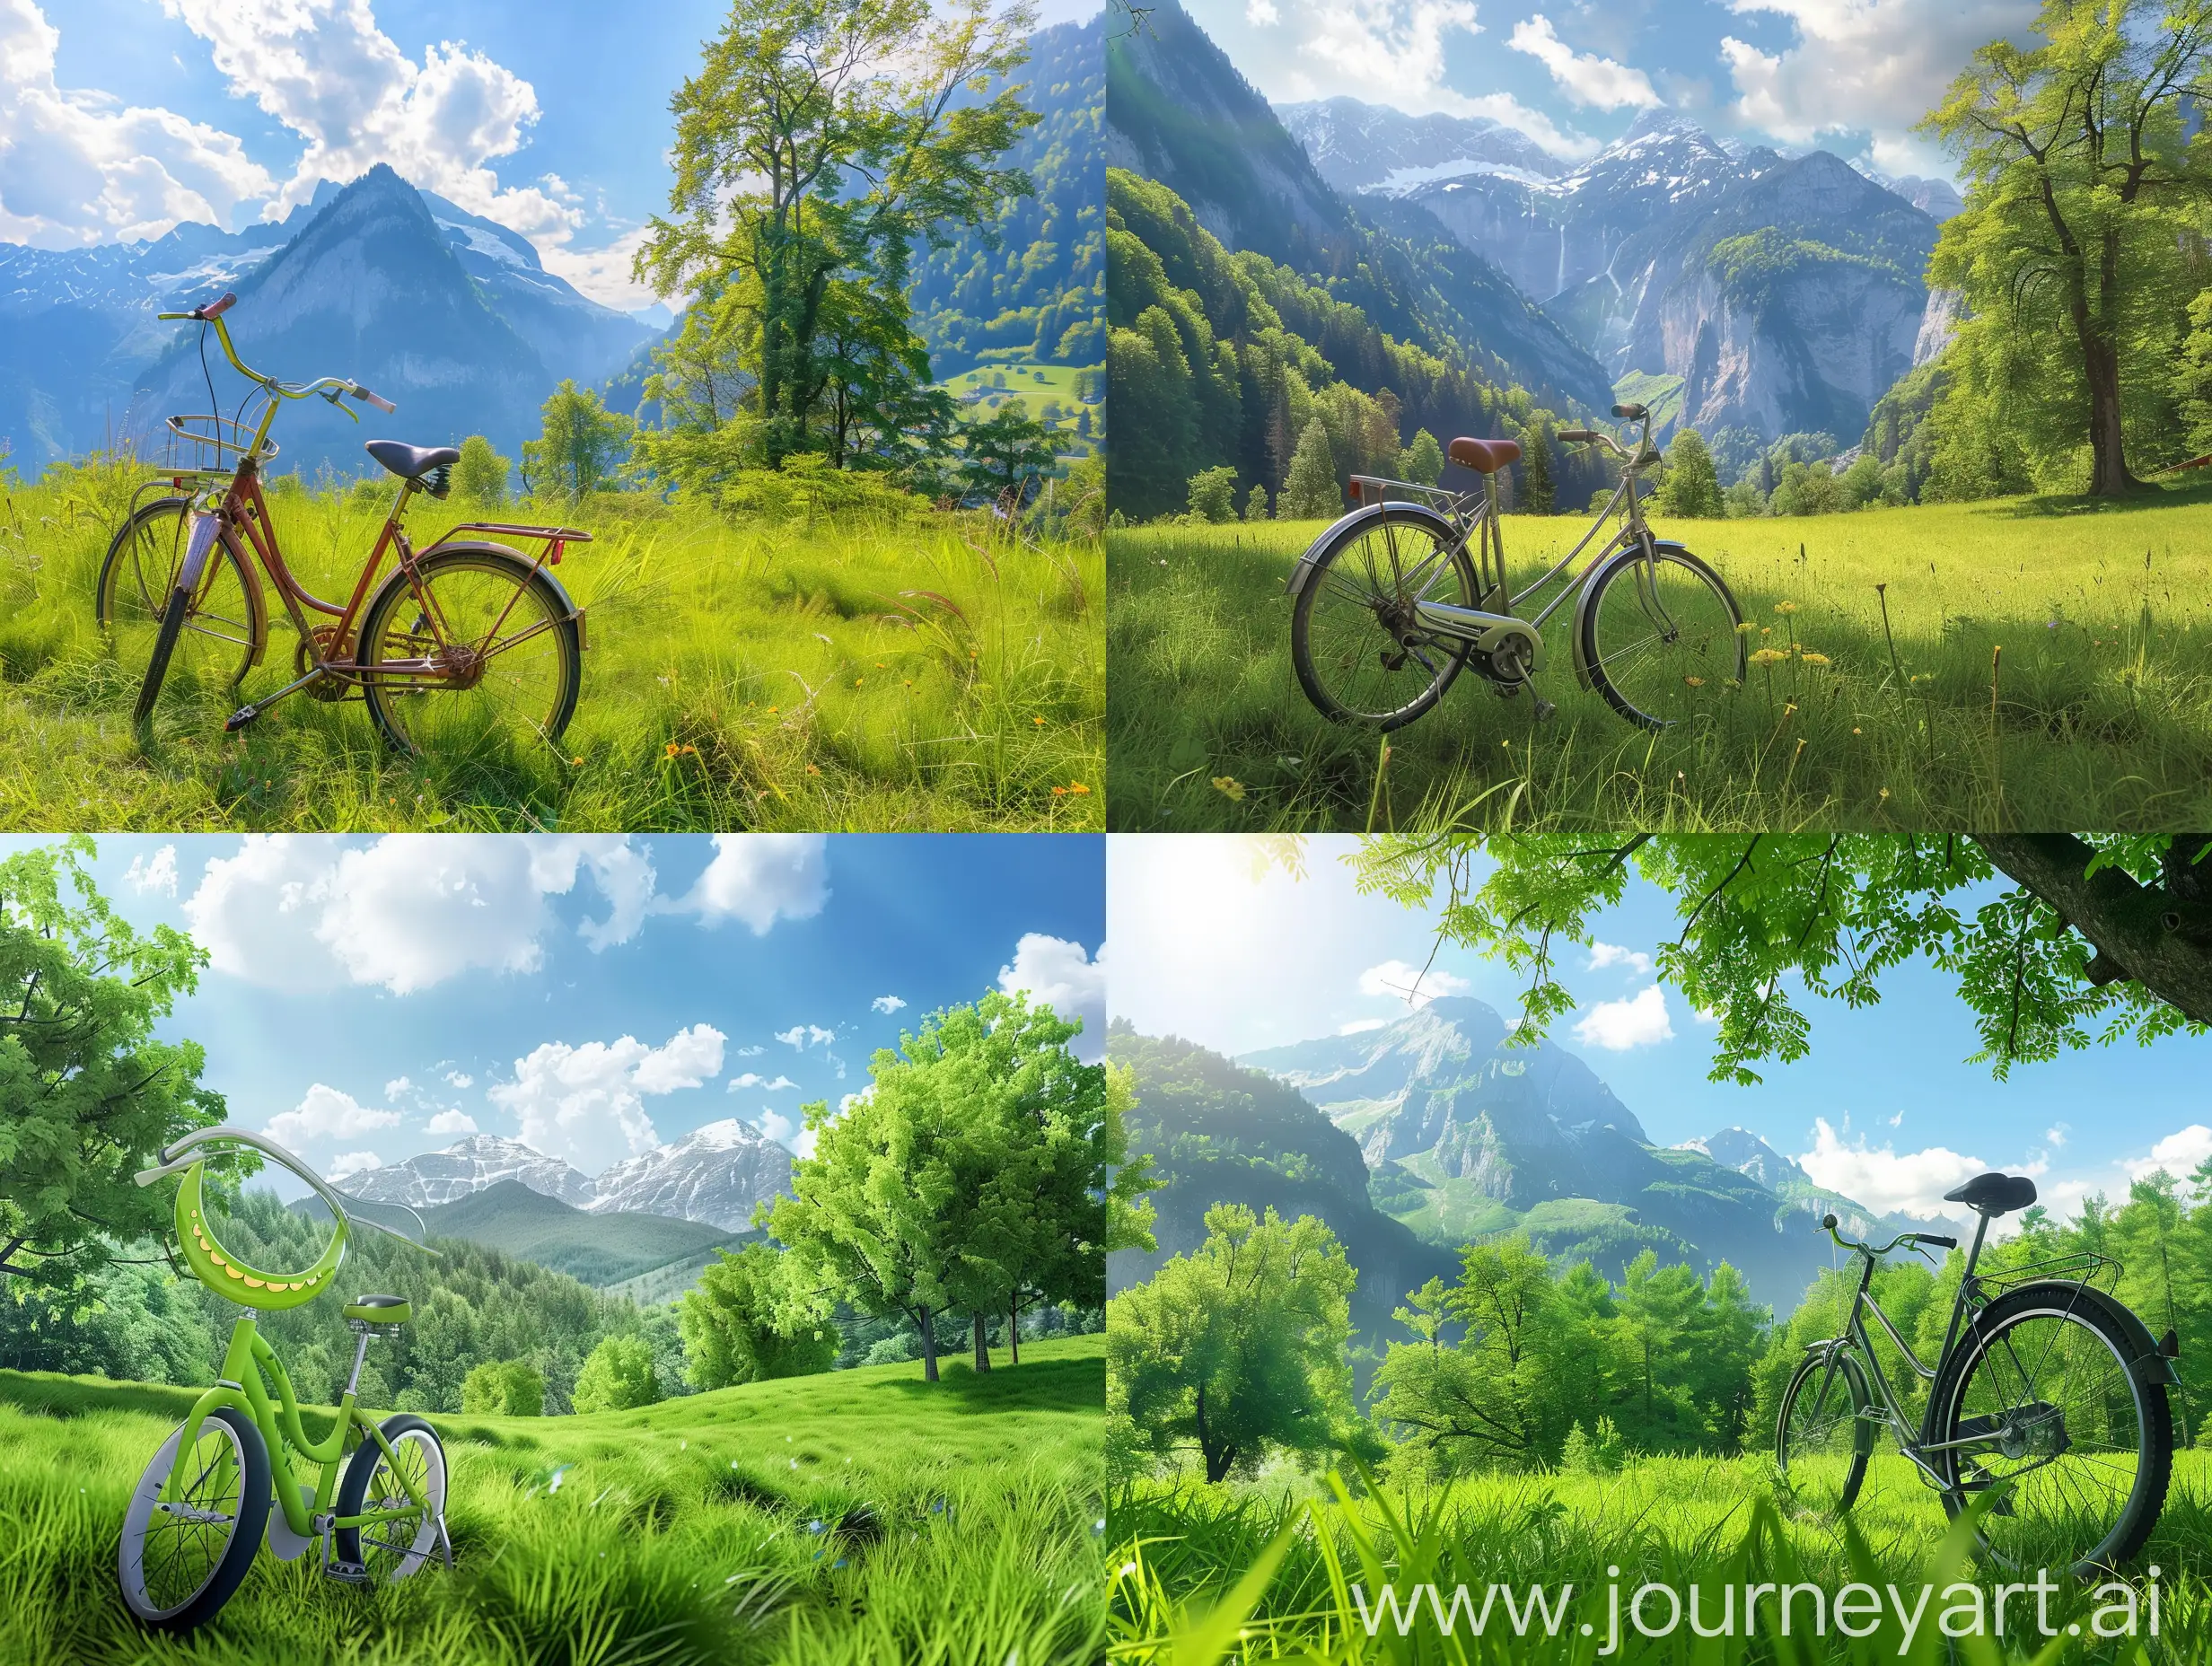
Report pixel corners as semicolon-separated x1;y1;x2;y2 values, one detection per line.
1211;776;1246;801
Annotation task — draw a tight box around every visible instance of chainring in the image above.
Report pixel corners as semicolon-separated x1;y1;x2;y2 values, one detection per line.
296;626;354;700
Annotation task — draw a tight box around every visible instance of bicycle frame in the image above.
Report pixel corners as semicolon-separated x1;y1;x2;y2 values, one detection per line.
161;1312;428;1549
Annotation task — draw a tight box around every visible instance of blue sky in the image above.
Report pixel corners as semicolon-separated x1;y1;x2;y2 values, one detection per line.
1108;835;2212;1227
4;834;1102;1191
1175;0;2031;180
6;0;1099;307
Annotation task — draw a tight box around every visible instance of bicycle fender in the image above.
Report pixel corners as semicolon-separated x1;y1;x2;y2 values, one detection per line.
1567;536;1692;694
1283;501;1460;601
267;1481;316;1561
370;540;585;627
1960;1280;2179;1389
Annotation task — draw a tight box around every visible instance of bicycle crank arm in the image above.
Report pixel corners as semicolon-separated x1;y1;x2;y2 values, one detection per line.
224;662;334;731
1410;601;1543;668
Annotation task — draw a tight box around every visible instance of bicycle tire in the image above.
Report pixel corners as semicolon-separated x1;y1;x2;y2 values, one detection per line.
117;1406;271;1633
334;1413;449;1581
356;544;582;754
1777;1347;1873;1517
1578;541;1744;729
97;499;262;721
1290;504;1479;730
1927;1284;2172;1574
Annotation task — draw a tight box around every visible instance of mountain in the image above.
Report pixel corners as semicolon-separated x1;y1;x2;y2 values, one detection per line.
0;164;651;475
338;1122;793;1234
1107;1023;1457;1337
1235;996;1931;1307
1106;0;1612;414
1275;99;1564;197
592;1119;794;1232
295;1179;751;1288
908;15;1104;373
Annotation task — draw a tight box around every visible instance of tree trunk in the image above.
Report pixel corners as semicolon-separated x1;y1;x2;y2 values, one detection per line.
971;1311;990;1372
1008;1297;1021;1366
917;1309;938;1383
2076;230;2139;497
1973;835;2212;1022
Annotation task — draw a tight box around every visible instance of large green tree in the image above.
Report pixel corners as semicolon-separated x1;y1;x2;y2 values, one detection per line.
0;839;228;1295
680;1241;839;1388
1348;833;2212;1083
1108;1203;1356;1482
635;0;1039;473
521;381;634;497
1921;0;2212;495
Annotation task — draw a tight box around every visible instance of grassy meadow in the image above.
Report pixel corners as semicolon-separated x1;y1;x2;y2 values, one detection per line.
0;464;1102;832
0;1334;1103;1665
1111;1450;2212;1662
945;362;1097;412
1106;487;2212;830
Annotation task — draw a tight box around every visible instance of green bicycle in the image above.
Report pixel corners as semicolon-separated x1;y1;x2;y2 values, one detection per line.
119;1127;450;1633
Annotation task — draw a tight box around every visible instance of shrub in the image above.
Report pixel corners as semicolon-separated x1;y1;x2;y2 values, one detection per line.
462;1358;545;1416
573;1336;661;1414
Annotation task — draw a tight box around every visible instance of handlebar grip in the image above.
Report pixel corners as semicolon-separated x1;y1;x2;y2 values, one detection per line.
1558;429;1597;443
198;292;237;320
1918;1234;1958;1250
1821;1214;1838;1230
356;387;396;414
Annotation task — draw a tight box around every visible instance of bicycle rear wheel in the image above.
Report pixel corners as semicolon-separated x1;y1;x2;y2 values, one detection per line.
356;544;582;755
1928;1285;2172;1574
1290;506;1479;729
117;1407;271;1633
96;498;260;720
334;1413;449;1582
1777;1348;1873;1517
1579;542;1742;728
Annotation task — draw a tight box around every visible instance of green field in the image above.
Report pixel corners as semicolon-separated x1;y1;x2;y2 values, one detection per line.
0;1334;1103;1665
945;362;1097;410
0;468;1102;831
1111;1450;2212;1662
1106;487;2212;830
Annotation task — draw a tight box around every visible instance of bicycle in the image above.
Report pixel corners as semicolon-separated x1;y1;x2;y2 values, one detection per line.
1286;401;1745;731
118;1127;451;1633
1776;1170;2180;1577
96;291;591;753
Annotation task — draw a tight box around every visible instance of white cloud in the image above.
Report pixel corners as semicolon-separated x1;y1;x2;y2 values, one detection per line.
2123;1126;2212;1184
1588;941;1655;977
1249;0;1282;19
182;834;656;995
425;1109;478;1136
1796;1118;1984;1218
872;995;907;1014
1339;1017;1391;1034
329;1151;382;1180
1357;959;1470;1008
736;1045;764;1057
1508;15;1662;110
445;1071;474;1089
383;1076;415;1100
0;0;273;245
676;835;830;934
754;1106;803;1150
536;224;661;312
123;845;179;898
775;1024;837;1050
264;1083;401;1151
999;934;1108;1062
727;1074;798;1092
1573;985;1674;1050
2044;1124;2068;1150
487;1023;725;1173
1718;0;2031;169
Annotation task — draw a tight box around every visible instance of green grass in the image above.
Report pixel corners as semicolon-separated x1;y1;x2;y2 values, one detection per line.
944;363;1096;409
1106;487;2212;830
1111;1449;2212;1662
0;1333;1104;1664
0;468;1102;831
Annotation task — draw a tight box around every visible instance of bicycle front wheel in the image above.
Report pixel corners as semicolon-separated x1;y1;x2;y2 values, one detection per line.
117;1406;271;1632
96;498;261;719
1929;1285;2172;1575
1290;506;1479;730
1777;1348;1872;1518
1579;542;1743;728
356;544;582;755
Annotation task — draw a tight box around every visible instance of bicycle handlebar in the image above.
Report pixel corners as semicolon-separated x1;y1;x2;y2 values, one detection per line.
1820;1212;1956;1258
152;295;397;420
136;1126;435;1253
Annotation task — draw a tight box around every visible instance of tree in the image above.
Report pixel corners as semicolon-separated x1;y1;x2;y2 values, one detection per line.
451;435;511;506
1921;0;2212;495
1400;429;1446;487
461;1359;543;1416
521;381;634;497
1242;483;1270;521
680;1241;838;1388
0;838;228;1294
572;1335;661;1413
1520;423;1555;514
1108;1204;1355;1482
1184;465;1237;523
1656;429;1722;518
1278;417;1340;520
1351;833;2212;1083
960;402;1058;504
634;0;1039;470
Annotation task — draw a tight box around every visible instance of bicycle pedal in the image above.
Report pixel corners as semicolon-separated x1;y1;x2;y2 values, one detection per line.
323;1559;371;1584
1531;696;1558;724
224;703;261;732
